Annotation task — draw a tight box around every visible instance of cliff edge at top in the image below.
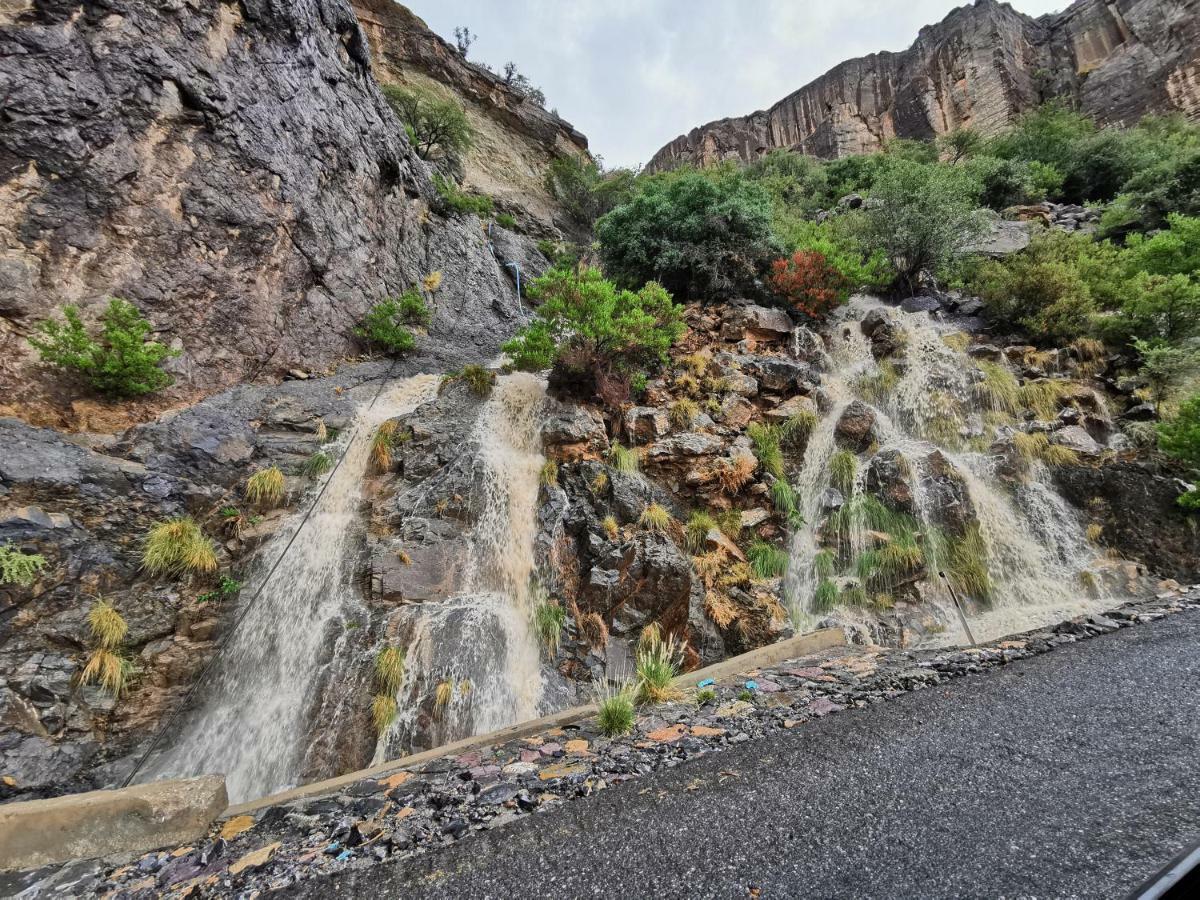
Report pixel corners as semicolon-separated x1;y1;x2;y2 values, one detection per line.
647;0;1200;171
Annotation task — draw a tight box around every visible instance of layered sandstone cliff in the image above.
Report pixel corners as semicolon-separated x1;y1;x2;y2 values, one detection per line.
648;0;1200;171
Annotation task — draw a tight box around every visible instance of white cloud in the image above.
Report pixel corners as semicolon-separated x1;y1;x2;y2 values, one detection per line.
408;0;1069;167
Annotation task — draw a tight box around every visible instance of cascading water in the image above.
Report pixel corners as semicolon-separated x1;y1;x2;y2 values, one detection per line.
375;373;548;760
784;296;1128;645
145;375;440;803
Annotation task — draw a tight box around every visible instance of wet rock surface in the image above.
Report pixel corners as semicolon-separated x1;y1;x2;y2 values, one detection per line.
15;589;1194;897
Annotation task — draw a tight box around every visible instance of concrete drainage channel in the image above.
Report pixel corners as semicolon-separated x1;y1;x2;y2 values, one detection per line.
0;627;846;874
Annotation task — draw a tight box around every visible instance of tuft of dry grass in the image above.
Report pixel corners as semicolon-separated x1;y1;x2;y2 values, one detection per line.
679;352;710;378
422;270;443;292
1086;523;1103;543
143;518;218;577
245;465;286;508
434;679;454;711
579;611;609;649
87;598;127;649
704;591;738;629
715;454;757;495
601;515;620;539
639;503;671;533
669;398;699;430
539;460;559;487
79;648;133;698
372;421;399;472
375;646;406;695
371;694;398;734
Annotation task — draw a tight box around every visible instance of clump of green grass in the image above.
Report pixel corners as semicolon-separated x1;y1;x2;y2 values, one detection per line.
781;409;819;447
747;423;784;479
685;511;717;553
840;583;869;607
245;465;286;508
855;360;899;405
0;543;47;587
601;515;620;539
695;686;717;705
738;689;754;702
814;579;839;612
608;443;639;473
714;508;742;538
973;361;1020;414
669;398;699;430
459;364;494;397
596;683;637;737
931;525;992;601
829;450;857;495
301;451;333;478
142;518;218;577
747;540;788;579
1018;379;1074;420
812;549;836;579
637;622;663;655
1011;431;1081;468
770;479;803;528
635;636;682;705
639;503;671;533
539;460;559;487
532;600;566;656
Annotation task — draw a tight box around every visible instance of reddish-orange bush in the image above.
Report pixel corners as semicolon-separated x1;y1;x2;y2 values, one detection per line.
768;250;850;319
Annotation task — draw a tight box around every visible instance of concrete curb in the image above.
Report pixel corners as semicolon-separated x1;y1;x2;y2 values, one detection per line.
224;626;846;816
0;776;227;873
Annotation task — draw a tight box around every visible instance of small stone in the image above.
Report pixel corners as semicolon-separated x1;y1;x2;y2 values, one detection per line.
564;739;590;755
538;762;588;781
228;842;280;876
806;697;845;717
218;816;254;841
476;783;520;805
646;724;688;743
689;725;726;738
377;771;413;790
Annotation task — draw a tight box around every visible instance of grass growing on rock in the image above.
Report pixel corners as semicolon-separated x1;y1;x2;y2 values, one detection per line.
669;398;699;430
973;361;1021;414
748;540;788;579
812;549;836;579
855;360;899;405
601;515;620;539
748;423;785;479
87;598;128;648
245;465;286;508
301;451;332;478
639;503;671;533
579;611;609;649
458;364;494;397
716;454;757;494
375;646;405;696
829;450;858;495
1012;431;1080;467
532;600;566;656
371;695;398;734
770;479;802;527
814;578;839;612
434;679;454;711
0;544;47;587
596;683;637;737
932;525;992;601
79;598;133;698
143;518;217;577
714;508;742;538
608;442;639;473
695;686;716;705
1018;379;1074;420
685;511;717;553
539;460;558;487
372;421;400;472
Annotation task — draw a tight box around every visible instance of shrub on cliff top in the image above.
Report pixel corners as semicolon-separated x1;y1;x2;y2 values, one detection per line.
29;298;178;398
596;166;779;300
381;85;471;161
355;289;430;355
502;266;684;404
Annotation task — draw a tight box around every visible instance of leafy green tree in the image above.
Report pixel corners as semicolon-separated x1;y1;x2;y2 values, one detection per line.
937;128;983;163
1113;273;1200;345
502;267;684;403
595;167;779;300
29;299;177;397
775;219;890;293
1157;394;1200;510
544;156;636;228
988;102;1095;177
850;159;987;292
1135;341;1200;411
1122;214;1200;277
381;85;472;161
355;290;430;355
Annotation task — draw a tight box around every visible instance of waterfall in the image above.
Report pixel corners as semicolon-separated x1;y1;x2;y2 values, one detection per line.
374;373;547;761
784;296;1126;645
144;375;440;804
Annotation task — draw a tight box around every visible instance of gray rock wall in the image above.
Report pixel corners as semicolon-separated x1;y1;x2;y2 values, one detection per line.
0;0;526;412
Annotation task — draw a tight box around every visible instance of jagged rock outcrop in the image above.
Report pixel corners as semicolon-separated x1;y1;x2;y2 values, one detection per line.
648;0;1200;170
351;0;589;234
0;0;542;424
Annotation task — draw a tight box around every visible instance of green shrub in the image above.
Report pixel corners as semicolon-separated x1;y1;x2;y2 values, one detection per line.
355;290;430;355
596;166;779;300
29;298;178;397
502;267;684;404
544;156;637;227
1158;394;1200;509
0;544;47;587
850;159;987;292
432;173;493;216
596;683;637;736
747;540;788;579
695;686;717;705
496;213;517;229
143;518;218;577
381;85;472;161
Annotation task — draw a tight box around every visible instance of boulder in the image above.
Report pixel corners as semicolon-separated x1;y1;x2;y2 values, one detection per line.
734;354;817;394
860;308;903;359
542;400;608;452
865;449;915;515
764;395;818;424
1051;425;1103;456
624;407;670;445
919;450;976;537
1120;402;1157;423
721;304;794;343
716;395;755;429
900;295;942;314
790;326;829;368
0;777;227;871
834;401;877;452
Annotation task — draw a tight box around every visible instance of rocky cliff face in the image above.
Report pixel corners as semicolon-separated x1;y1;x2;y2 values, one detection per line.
648;0;1200;170
0;0;543;426
351;0;589;235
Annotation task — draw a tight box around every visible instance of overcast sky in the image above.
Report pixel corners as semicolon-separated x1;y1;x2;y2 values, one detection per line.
409;0;1067;168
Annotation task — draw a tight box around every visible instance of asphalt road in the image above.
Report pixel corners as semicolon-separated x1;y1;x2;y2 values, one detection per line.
289;609;1200;899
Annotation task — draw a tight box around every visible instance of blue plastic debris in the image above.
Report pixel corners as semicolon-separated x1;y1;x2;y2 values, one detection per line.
744;680;758;691
336;849;354;862
697;678;715;688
